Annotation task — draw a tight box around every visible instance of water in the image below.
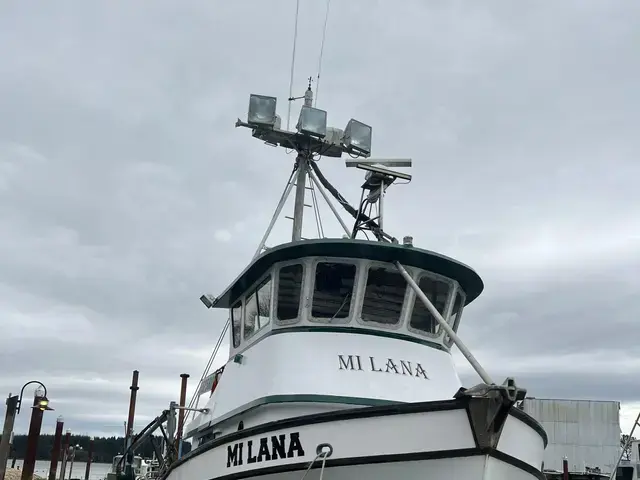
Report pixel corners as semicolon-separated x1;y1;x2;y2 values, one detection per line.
5;460;111;480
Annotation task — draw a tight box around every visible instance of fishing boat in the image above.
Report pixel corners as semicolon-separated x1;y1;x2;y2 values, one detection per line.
105;455;149;480
156;78;548;480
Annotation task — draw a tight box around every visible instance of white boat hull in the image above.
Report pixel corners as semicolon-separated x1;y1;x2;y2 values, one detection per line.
164;398;546;480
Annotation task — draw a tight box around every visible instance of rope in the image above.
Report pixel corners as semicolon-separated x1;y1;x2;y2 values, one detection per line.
286;0;301;130
299;452;329;480
315;0;332;107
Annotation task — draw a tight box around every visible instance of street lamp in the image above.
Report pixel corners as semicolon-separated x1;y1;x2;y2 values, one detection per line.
16;381;52;414
19;381;53;480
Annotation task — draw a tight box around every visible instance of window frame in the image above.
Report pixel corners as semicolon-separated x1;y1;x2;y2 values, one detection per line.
274;261;306;326
444;284;466;347
230;300;243;349
356;261;410;330
406;269;456;339
242;274;273;342
308;257;358;324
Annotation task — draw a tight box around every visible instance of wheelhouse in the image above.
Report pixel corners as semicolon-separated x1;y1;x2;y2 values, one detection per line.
211;239;484;355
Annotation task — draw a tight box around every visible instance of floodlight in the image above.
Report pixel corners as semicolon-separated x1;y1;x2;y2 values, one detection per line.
200;294;215;309
297;105;327;138
343;119;372;156
247;94;277;127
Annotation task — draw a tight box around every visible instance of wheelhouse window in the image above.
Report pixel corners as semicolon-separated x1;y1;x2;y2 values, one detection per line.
311;262;356;321
449;290;465;329
444;289;465;345
231;301;242;348
244;276;272;340
361;266;406;326
277;264;304;322
409;275;452;335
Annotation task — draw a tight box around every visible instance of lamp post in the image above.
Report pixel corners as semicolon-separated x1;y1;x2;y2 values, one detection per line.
0;381;51;480
22;386;54;480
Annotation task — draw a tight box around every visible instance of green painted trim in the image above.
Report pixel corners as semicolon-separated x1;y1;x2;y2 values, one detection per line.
193;393;402;437
212;238;484;308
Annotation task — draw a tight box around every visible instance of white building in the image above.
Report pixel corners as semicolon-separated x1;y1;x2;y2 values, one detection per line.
520;398;621;474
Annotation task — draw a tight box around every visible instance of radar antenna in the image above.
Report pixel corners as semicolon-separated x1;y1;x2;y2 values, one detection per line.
346;159;412;241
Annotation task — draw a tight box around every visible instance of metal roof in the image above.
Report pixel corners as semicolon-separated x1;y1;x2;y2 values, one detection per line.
211;238;484;309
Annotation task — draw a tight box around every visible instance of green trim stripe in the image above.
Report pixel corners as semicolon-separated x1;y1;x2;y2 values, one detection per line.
191;393;402;438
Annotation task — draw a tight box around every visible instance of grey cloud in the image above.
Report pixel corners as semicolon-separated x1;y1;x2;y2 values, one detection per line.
0;0;638;435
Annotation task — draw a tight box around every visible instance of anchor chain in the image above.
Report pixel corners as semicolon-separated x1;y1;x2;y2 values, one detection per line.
300;443;333;480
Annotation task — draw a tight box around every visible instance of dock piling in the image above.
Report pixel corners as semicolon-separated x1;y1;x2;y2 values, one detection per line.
48;416;64;480
0;395;19;480
176;374;190;458
84;437;93;480
59;429;71;480
124;370;140;479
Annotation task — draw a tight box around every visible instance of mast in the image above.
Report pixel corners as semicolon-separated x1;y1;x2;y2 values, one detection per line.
291;83;314;242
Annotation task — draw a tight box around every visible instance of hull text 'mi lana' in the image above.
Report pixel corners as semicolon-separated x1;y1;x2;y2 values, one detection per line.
226;432;305;468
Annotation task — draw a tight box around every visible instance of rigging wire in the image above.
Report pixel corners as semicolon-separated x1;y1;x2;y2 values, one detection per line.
185;318;230;422
314;0;332;107
286;0;302;130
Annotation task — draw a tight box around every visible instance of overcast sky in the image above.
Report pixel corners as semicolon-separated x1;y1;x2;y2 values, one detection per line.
1;0;638;441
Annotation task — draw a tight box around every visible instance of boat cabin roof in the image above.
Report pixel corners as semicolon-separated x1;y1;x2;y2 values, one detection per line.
212;239;483;309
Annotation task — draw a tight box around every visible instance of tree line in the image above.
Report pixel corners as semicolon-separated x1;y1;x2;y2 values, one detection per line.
4;435;191;463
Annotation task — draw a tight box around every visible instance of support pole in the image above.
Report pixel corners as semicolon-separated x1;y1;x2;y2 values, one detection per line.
0;395;19;480
68;447;76;480
9;439;16;469
175;374;189;458
84;438;93;480
394;261;494;385
166;402;178;465
562;457;569;480
291;154;309;242
22;395;46;480
253;170;297;259
378;183;385;231
48;417;64;480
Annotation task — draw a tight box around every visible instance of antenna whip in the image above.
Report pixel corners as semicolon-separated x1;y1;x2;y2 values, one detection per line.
315;0;332;107
286;0;301;130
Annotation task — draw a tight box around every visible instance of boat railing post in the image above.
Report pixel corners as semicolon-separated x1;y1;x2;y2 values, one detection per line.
394;261;494;385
